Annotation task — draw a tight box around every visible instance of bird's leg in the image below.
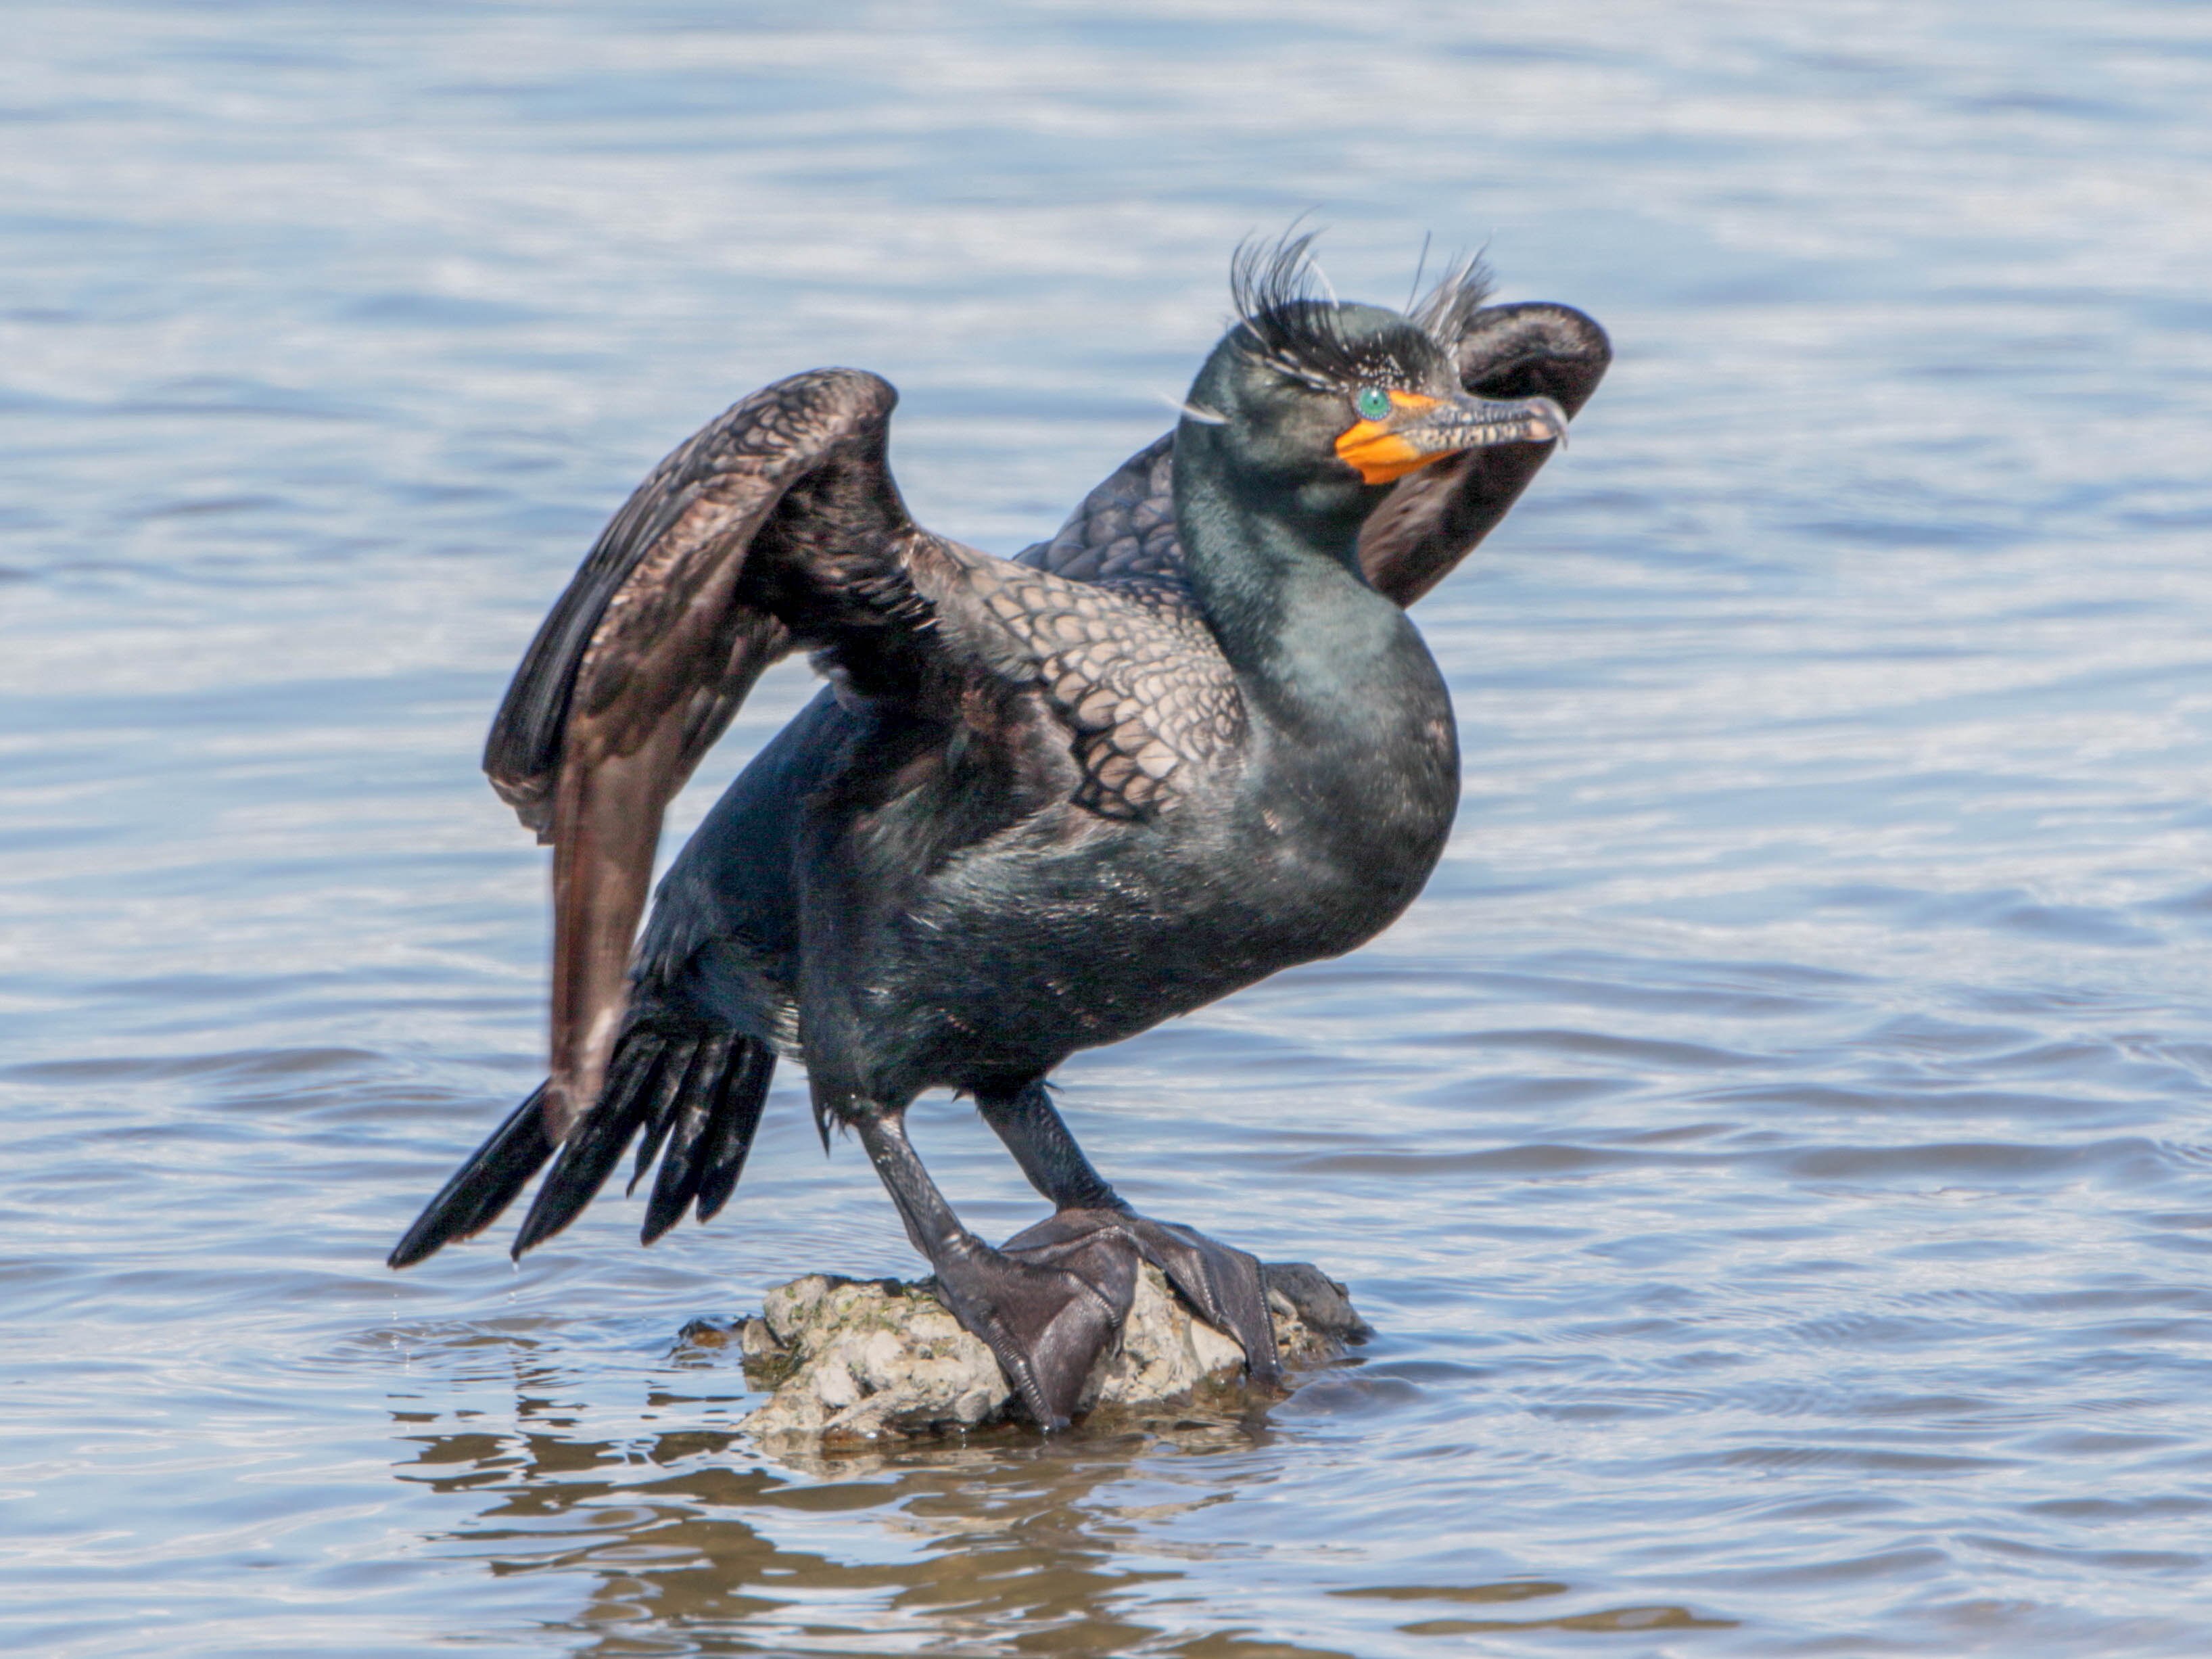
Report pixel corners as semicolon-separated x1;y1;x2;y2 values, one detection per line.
976;1081;1281;1387
974;1078;1124;1212
852;1106;1137;1431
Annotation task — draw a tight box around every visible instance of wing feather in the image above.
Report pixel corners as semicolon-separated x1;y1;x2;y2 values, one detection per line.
487;368;910;1140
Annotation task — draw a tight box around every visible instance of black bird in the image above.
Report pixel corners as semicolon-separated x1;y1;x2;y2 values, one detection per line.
389;238;1609;1429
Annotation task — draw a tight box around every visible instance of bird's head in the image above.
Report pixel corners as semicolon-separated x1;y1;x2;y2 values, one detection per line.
1177;235;1568;544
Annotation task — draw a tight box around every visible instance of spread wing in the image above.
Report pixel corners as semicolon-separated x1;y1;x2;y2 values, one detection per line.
1019;301;1610;604
485;367;1244;1144
487;369;914;1144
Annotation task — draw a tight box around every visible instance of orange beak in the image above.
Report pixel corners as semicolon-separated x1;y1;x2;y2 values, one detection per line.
1335;388;1570;486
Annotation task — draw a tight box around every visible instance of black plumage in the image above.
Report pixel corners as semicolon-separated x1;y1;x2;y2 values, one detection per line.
390;239;1609;1429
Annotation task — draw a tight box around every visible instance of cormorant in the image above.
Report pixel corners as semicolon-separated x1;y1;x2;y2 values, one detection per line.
389;237;1609;1430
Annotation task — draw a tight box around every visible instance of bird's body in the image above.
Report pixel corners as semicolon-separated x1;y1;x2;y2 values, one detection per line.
647;525;1456;1103
392;241;1609;1428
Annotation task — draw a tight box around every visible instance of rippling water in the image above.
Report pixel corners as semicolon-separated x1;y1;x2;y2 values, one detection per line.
7;3;2212;1654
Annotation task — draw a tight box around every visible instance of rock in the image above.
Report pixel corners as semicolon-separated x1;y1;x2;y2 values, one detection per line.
697;1259;1367;1443
747;1274;1006;1439
1264;1259;1375;1347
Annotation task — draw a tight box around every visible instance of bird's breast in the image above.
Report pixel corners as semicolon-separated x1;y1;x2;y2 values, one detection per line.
1228;680;1459;958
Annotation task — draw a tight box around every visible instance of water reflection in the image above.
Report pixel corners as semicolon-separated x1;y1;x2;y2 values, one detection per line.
392;1365;1317;1656
384;1315;1756;1656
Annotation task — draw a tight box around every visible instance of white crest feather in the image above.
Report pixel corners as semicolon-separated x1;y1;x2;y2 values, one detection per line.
1158;390;1228;425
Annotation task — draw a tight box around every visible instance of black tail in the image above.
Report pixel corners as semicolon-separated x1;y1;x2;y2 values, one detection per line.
387;1084;557;1268
386;1026;774;1269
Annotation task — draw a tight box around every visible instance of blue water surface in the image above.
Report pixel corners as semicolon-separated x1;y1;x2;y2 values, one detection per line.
5;4;2212;1655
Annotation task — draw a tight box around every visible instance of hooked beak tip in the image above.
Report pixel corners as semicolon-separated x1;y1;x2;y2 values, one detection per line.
1528;394;1569;449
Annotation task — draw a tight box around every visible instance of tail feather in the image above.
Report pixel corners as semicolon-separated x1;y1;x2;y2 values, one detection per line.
641;1033;732;1242
641;1033;777;1241
629;1031;716;1196
388;1023;776;1271
387;1084;557;1269
511;1031;675;1258
626;1038;693;1194
695;1042;775;1223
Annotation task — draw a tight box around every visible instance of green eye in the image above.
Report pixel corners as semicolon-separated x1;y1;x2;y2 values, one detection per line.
1354;387;1391;421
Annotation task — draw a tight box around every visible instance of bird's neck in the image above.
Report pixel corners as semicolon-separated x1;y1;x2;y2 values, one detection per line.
1172;433;1459;908
1173;444;1434;734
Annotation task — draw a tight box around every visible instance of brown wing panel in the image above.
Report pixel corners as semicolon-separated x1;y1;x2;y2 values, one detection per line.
484;370;893;838
486;368;907;1140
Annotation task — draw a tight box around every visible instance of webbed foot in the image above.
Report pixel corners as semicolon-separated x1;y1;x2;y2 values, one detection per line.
856;1098;1280;1432
929;1221;1140;1430
1005;1206;1282;1388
